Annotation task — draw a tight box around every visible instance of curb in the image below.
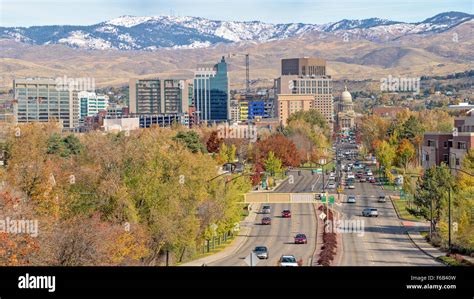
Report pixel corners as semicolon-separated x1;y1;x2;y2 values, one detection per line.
180;203;260;266
309;202;319;266
389;195;402;219
406;231;446;266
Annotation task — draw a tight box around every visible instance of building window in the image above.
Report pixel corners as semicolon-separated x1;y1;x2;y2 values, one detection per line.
425;154;429;162
443;141;448;148
456;158;460;166
443;154;448;162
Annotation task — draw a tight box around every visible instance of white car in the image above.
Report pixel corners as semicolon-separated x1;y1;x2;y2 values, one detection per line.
279;255;299;267
378;196;387;203
347;172;355;179
347;196;356;203
366;171;373;176
327;182;337;189
362;208;379;217
329;172;336;180
262;205;271;214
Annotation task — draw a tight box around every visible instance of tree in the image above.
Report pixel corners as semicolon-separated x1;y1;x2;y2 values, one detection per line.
206;131;222;153
397;139;416;170
375;140;396;178
255;134;302;167
217;143;229;165
228;144;236;163
414;164;454;235
287;109;329;136
264;151;283;176
47;134;83;158
173;131;206;153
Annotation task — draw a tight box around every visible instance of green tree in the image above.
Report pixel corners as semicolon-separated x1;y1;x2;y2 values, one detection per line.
414;164;454;234
173;131;206;153
375;140;396;178
264;151;283;176
217;143;229;165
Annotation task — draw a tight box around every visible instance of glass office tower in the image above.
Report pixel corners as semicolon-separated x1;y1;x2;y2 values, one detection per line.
194;57;229;122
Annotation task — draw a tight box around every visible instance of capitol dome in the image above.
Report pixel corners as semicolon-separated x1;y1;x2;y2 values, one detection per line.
341;85;352;103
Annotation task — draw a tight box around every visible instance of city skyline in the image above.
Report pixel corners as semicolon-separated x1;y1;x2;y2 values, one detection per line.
0;0;472;27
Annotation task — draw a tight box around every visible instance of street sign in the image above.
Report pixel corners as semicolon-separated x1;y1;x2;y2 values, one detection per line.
244;252;259;266
329;196;335;204
337;187;343;193
319;212;327;220
321;196;326;203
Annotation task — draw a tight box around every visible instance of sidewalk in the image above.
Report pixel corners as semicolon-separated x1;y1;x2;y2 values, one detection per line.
180;203;260;266
406;231;445;263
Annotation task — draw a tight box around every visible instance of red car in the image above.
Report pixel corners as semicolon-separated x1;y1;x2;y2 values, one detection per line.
294;233;307;244
281;210;291;218
368;177;376;183
261;217;272;225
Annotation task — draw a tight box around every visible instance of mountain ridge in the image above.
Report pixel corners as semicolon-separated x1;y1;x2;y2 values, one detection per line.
1;11;472;51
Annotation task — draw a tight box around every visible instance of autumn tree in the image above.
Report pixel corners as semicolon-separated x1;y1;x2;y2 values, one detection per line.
375;140;396;179
396;139;416;170
255;134;302;167
206;131;223;153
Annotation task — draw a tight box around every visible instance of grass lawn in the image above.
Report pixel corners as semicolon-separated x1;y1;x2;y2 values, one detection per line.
392;198;422;221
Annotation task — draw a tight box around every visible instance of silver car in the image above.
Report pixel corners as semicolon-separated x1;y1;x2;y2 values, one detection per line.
254;246;269;259
279;255;299;267
378;195;387;203
362;208;379;217
347;195;356;203
262;205;271;214
327;181;337;189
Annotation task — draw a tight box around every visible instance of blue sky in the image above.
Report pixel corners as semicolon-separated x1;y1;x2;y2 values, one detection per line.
0;0;472;27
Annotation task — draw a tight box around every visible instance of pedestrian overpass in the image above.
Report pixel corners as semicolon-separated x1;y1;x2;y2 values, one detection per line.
242;192;339;204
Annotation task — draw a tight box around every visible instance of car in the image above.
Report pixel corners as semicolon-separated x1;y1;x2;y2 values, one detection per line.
254;246;269;259
294;233;308;244
378;195;387;203
359;177;367;182
348;184;355;189
329;172;336;180
261;217;272;225
356;172;364;178
366;170;373;176
279;255;299;267
347;172;355;179
262;205;271;214
347;195;356;203
315;193;325;200
346;179;354;186
327;181;337;189
362;208;379;217
368;176;376;183
281;210;291;218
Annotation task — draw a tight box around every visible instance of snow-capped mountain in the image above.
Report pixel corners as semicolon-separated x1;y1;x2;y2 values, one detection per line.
0;11;471;51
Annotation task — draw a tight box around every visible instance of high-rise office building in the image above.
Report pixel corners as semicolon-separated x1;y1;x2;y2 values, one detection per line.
193;57;229;122
13;78;80;129
281;58;326;77
78;91;109;120
275;73;333;126
129;79;193;114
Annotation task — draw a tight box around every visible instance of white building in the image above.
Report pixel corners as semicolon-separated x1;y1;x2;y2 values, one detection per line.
78;91;109;120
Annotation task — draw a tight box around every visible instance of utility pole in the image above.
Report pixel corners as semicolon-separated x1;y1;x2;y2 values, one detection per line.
448;187;451;253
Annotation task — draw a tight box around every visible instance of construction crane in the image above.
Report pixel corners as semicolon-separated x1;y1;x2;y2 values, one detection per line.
228;53;250;94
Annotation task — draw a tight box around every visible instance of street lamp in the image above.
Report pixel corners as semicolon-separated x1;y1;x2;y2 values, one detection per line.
446;152;457;253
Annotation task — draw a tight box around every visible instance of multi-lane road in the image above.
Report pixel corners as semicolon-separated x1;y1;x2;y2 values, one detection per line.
338;175;440;266
210;171;319;266
211;142;440;266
